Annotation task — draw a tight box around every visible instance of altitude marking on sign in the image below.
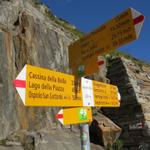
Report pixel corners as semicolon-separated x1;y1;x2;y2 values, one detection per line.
56;107;92;125
14;65;120;107
69;7;145;77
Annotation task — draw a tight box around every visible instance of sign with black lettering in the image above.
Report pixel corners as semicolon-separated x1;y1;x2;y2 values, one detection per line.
69;8;144;77
13;65;120;107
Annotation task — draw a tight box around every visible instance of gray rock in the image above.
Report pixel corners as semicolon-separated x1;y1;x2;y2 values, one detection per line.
105;56;150;149
0;0;75;140
0;1;111;150
0;0;23;31
0;146;24;150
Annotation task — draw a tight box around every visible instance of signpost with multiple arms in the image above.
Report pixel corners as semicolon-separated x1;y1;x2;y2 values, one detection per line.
69;8;144;77
14;7;145;150
13;64;120;107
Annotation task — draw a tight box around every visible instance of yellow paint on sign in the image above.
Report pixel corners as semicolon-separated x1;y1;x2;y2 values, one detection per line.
18;65;120;107
63;107;92;125
93;81;120;107
26;65;82;106
69;8;136;77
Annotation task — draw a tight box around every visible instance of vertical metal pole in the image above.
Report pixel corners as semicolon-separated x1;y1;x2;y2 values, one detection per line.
80;123;91;150
80;75;93;150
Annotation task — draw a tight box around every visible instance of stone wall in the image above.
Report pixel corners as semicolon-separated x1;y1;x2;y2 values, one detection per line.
103;56;150;149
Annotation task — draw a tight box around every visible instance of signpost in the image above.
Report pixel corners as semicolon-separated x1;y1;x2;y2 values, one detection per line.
80;124;91;150
69;7;145;77
13;7;145;150
56;107;92;125
13;64;120;107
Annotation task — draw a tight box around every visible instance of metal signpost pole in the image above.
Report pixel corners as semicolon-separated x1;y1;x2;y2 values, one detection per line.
80;123;91;150
80;75;93;150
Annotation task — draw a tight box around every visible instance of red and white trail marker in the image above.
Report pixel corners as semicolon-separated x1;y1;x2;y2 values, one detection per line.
56;109;64;125
13;65;26;105
97;56;106;69
56;107;92;125
14;65;120;107
131;7;145;38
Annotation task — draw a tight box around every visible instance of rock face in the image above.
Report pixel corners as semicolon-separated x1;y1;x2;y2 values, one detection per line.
0;0;81;148
0;129;81;150
90;113;121;147
103;56;150;149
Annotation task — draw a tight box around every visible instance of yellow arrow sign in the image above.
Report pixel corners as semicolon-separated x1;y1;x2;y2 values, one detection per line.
69;8;144;77
56;107;92;125
14;65;120;107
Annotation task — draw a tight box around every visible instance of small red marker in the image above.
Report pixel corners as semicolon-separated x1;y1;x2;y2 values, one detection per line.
133;15;144;25
97;60;104;66
56;114;63;119
13;80;26;88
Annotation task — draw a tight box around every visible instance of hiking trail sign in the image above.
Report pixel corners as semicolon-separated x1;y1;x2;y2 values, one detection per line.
56;107;92;125
13;65;120;107
69;7;145;77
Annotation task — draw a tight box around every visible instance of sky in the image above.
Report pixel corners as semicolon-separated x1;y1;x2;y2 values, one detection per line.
42;0;150;64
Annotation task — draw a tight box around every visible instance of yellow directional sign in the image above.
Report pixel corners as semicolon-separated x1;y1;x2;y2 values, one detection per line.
56;107;92;125
14;65;120;107
69;8;144;77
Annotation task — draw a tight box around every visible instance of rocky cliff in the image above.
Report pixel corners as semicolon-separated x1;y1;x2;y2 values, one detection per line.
0;0;110;150
0;0;83;149
103;54;150;149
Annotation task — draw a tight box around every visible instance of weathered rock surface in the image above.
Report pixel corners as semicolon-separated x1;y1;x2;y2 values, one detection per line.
0;129;81;150
0;146;24;150
0;0;112;149
0;0;81;149
104;56;150;149
90;113;121;147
